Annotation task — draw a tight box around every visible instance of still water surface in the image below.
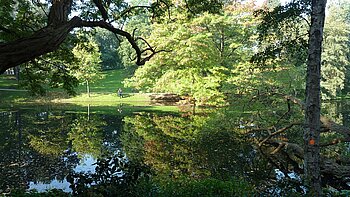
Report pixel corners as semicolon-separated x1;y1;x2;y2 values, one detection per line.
2;101;347;194
0;104;133;192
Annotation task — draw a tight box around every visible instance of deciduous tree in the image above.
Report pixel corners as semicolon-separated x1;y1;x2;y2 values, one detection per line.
71;36;102;97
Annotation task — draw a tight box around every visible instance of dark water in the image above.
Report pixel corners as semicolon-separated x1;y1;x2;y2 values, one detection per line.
0;103;264;193
0;104;128;192
4;101;348;194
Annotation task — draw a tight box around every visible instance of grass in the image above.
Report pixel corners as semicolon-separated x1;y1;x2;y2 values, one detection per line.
61;69;155;104
76;69;133;94
59;92;149;103
57;69;153;105
0;75;19;89
55;92;151;106
0;91;28;103
1;69;181;112
1;69;139;103
0;75;28;103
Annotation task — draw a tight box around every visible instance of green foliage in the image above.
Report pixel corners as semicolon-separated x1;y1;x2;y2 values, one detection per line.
321;0;350;98
120;110;274;191
121;114;208;178
72;36;102;83
0;0;79;95
254;0;350;99
136;177;256;197
94;28;123;70
125;6;257;105
67;153;151;196
265;0;281;10
252;0;310;69
118;2;152;74
182;0;223;15
66;152;255;197
0;0;47;41
68;116;106;158
19;37;80;96
9;189;70;197
71;34;103;96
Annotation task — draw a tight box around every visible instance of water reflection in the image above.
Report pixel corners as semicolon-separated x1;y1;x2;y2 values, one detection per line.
29;155;97;192
121;113;271;184
0;105;121;193
4;101;335;194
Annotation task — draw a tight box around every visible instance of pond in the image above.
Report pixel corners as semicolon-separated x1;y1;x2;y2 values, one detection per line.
1;101;349;195
0;103;264;195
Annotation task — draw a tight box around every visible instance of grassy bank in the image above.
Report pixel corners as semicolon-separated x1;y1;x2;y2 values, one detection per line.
1;70;180;112
57;69;154;105
75;69;133;94
55;93;150;105
1;69;140;103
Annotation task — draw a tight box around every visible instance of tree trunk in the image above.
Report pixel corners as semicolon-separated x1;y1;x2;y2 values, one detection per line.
14;66;20;81
86;80;90;97
304;0;327;195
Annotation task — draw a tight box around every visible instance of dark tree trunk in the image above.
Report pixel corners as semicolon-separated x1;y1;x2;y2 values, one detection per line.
304;0;327;195
48;0;72;26
14;66;20;81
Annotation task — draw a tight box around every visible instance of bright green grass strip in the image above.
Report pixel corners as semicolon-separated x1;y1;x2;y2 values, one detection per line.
56;93;150;104
53;93;180;112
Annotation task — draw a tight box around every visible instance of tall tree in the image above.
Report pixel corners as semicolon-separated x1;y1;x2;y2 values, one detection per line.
94;28;123;70
321;0;350;98
304;0;327;195
125;4;256;105
71;36;102;97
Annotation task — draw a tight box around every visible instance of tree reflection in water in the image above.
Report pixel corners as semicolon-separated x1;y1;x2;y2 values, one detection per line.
0;106;121;193
2;103;318;195
121;113;271;190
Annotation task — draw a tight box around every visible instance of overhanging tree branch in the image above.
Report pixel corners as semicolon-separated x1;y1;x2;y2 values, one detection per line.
77;20;163;66
0;16;81;74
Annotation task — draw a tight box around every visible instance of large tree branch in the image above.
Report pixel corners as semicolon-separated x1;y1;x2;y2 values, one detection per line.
0;17;81;74
252;93;350;189
258;122;302;147
77;20;162;66
262;139;350;189
0;17;161;74
0;26;20;38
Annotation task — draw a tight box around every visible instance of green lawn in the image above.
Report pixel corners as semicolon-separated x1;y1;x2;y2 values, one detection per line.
0;70;179;112
0;69;147;104
56;92;151;105
0;75;28;102
76;69;133;94
0;75;19;89
60;69;154;104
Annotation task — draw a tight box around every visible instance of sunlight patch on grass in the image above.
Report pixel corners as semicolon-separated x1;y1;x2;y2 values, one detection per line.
54;93;151;105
